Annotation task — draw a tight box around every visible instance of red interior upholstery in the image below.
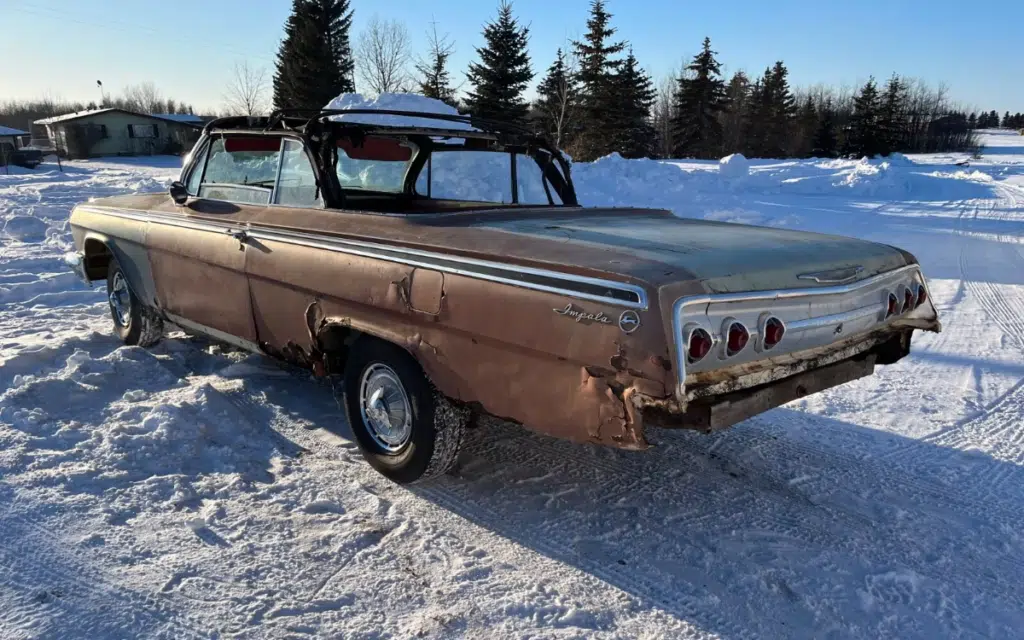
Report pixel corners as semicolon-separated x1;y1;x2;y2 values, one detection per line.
223;137;282;153
338;136;412;161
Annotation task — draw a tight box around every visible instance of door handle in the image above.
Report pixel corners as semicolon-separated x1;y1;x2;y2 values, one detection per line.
228;229;248;242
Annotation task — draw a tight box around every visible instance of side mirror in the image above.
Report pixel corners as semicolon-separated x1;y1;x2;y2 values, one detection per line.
169;180;189;205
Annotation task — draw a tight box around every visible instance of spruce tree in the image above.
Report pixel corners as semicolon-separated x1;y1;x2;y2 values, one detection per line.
721;71;750;155
763;61;796;157
415;22;457;106
989;110;1000;127
811;97;837;157
792;94;818;157
847;77;882;157
742;74;769;157
273;0;354;110
610;49;656;158
1004;111;1011;128
463;1;533;125
670;37;728;158
879;74;907;154
571;0;625;160
968;112;977;129
534;48;580;148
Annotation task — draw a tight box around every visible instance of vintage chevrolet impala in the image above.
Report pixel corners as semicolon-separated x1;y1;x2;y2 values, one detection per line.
68;109;941;483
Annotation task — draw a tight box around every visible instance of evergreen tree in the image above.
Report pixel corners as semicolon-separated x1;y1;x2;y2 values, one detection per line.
1004;111;1011;128
463;1;533;125
811;97;837;157
847;77;882;157
415;22;457;106
763;61;796;157
879;74;907;154
670;37;728;158
967;112;977;129
741;74;769;156
534;48;580;148
988;110;999;127
792;94;818;157
571;0;625;160
273;0;355;110
720;71;750;155
610;49;656;158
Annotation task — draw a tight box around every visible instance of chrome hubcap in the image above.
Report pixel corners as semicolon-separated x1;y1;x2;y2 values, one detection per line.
109;272;131;327
358;363;412;452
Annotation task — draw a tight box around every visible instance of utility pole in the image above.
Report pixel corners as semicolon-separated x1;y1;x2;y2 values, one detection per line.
97;80;106;108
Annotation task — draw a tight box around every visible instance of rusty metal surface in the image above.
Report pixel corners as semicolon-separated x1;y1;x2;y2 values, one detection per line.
70;190;938;449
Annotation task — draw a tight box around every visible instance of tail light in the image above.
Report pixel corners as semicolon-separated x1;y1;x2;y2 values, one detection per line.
726;322;749;356
916;285;927;307
763;317;785;349
886;292;898;318
903;288;915;313
688;328;713;363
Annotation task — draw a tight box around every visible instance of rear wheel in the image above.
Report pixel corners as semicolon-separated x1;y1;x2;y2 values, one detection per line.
341;339;468;484
106;260;163;347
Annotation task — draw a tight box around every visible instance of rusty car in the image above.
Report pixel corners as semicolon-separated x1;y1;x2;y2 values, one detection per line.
67;108;941;483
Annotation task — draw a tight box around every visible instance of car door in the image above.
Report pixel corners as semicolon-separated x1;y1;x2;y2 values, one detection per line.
146;135;283;347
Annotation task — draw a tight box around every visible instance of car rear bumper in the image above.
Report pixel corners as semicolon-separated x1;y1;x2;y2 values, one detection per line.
635;328;911;433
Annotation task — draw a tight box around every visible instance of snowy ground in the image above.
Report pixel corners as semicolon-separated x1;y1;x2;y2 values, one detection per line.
2;131;1024;638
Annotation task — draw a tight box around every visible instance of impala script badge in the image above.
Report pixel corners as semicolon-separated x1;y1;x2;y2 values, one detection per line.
553;304;612;325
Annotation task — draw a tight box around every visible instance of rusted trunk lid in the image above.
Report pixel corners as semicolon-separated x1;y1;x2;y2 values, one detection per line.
472;209;910;293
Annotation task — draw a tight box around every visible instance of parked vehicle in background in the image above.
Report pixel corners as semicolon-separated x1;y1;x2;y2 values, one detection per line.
66;106;941;484
0;126;44;169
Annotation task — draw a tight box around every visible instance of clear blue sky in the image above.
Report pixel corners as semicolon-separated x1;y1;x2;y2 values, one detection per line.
4;0;1022;115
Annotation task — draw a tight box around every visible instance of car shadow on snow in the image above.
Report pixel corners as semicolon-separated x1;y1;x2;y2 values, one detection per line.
209;346;1024;639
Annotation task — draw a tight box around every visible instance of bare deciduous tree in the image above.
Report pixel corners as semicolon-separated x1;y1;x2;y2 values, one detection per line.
223;61;269;116
542;49;580;149
652;72;676;158
122;82;164;114
355;16;411;95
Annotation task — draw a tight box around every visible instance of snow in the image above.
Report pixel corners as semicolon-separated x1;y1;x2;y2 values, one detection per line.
718;153;749;179
324;92;475;130
3;131;1024;638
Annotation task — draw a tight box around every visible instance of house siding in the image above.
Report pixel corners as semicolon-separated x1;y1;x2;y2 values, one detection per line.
45;111;199;158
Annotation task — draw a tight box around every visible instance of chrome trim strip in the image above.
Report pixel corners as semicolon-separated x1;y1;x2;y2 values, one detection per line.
797;265;864;284
164;312;263;354
670;264;929;399
76;205;648;310
784;304;881;331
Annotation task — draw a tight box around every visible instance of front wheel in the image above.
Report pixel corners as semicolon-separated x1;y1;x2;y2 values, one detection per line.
106;260;163;347
341;339;468;484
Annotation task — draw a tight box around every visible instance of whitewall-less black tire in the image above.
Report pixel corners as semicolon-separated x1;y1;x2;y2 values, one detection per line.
106;260;163;347
341;339;468;484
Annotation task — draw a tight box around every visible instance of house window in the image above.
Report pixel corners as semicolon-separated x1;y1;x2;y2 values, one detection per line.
99;124;109;139
128;123;158;139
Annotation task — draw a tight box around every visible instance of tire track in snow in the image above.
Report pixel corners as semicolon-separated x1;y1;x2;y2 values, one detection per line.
180;342;1024;627
0;506;209;640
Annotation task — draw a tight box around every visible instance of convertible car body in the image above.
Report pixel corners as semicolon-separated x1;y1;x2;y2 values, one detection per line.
67;107;941;483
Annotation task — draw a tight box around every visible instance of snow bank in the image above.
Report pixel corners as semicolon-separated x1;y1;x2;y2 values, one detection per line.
718;153;750;179
324;92;474;129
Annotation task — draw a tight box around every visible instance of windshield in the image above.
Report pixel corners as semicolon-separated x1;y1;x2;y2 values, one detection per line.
334;136;414;193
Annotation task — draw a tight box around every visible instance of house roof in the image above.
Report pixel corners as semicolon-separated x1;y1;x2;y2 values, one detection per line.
0;125;30;136
151;113;203;124
35;108;201;128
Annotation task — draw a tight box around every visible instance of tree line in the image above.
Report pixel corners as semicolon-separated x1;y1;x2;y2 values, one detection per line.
273;0;1015;161
0;83;196;134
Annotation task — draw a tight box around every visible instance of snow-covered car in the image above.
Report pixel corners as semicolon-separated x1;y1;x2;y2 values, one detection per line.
66;106;941;483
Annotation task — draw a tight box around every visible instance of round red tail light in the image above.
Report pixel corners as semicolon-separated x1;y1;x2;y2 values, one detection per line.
763;317;785;349
726;322;749;356
886;292;898;318
916;285;927;307
688;328;713;363
903;288;915;313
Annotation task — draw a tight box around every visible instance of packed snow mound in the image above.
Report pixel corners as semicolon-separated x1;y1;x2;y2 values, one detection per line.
719;153;750;179
324;92;475;130
573;153;693;208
